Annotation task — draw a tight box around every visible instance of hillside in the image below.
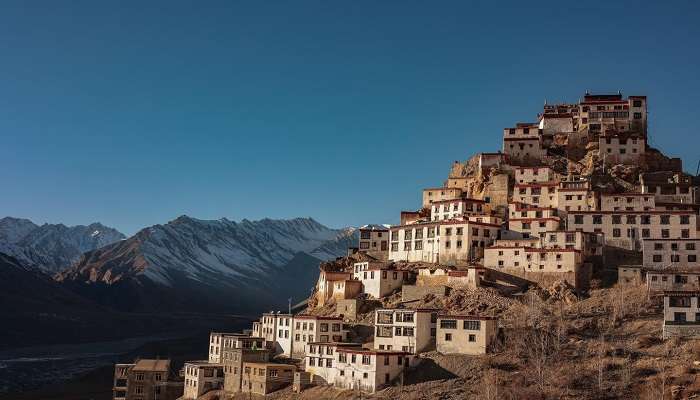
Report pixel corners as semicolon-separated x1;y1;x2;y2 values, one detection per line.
0;252;235;351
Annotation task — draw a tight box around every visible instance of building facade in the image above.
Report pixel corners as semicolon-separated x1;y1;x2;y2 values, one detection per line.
358;224;390;260
113;360;181;400
373;308;437;354
567;211;697;251
292;315;349;358
222;347;270;394
333;349;413;394
662;291;700;339
436;315;498;355
183;362;224;400
642;239;700;269
240;362;296;395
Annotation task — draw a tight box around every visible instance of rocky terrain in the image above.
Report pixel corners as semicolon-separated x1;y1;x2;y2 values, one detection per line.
259;284;700;400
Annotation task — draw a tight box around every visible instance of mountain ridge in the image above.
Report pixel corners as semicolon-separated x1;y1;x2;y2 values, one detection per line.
55;215;358;313
0;217;126;273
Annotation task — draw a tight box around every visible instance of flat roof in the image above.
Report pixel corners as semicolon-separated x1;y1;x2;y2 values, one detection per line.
336;348;411;356
437;314;497;320
306;342;362;347
294;315;344;320
664;291;700;296
568;210;692;215
185;360;221;367
133;359;170;372
243;362;296;368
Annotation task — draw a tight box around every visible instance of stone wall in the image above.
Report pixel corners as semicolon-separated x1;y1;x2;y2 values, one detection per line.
336;299;360;321
500;263;592;292
483;173;511;217
663;323;700;339
401;285;449;302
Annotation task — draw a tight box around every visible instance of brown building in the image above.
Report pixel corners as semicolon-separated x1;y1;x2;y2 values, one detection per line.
647;269;700;295
241;362;296;395
502;123;545;164
640;172;695;203
577;93;647;136
358;224;390;260
113;359;182;400
183;361;224;399
222;347;271;395
436;315;498;355
663;291;700;339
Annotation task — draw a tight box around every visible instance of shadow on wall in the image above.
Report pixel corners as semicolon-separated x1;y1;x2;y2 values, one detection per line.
403;358;458;385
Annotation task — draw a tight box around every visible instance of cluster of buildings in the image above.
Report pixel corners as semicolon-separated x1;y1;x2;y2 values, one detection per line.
113;92;700;400
114;308;499;399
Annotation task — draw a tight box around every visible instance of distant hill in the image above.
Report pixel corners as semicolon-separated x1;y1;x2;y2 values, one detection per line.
0;217;125;273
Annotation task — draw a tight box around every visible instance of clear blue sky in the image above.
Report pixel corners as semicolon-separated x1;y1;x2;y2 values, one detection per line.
2;1;700;235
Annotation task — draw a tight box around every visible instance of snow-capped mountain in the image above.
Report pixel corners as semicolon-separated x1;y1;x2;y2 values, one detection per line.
56;216;357;313
0;217;126;273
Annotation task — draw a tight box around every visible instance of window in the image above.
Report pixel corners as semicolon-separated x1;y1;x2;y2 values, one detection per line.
612;215;621;224
642;229;650;238
681;215;690;224
682;229;690;239
362;355;371;365
440;319;457;329
463;320;480;330
689;255;697;262
626;215;636;224
445;333;452;341
662;229;670;238
670;297;691;307
613;228;621;238
396;312;414;323
686;243;696;251
675;275;688;284
593;215;603;224
660;215;671;225
468;334;476;342
574;215;583;224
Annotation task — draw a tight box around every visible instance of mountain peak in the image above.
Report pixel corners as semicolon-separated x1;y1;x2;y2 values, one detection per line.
0;217;125;273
